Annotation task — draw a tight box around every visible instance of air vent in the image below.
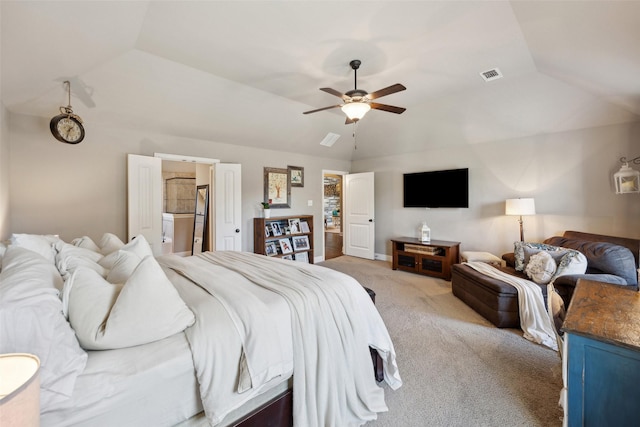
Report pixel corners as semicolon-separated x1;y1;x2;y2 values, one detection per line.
480;68;503;82
320;132;340;147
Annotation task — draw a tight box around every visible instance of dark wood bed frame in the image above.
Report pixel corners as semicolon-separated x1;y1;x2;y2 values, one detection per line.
234;287;384;427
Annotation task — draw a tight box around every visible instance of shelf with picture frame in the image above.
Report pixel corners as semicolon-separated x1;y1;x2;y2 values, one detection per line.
254;215;314;263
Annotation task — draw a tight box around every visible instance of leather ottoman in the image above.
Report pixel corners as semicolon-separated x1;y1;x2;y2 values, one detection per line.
451;263;547;328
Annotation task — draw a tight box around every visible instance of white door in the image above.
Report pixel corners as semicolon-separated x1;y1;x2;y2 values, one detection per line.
214;163;242;251
344;172;375;259
127;154;162;255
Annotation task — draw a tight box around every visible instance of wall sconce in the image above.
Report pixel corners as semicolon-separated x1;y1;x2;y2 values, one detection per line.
614;156;640;194
505;198;536;242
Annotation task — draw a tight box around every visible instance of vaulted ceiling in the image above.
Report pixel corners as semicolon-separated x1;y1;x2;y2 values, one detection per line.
2;1;639;161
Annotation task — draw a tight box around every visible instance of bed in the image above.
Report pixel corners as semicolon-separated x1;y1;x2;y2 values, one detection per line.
0;233;401;426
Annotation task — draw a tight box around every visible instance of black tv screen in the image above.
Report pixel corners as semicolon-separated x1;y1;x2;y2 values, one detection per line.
403;168;469;208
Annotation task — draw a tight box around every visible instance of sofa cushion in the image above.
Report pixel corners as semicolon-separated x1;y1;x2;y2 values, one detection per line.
514;242;567;271
525;251;557;285
544;237;637;285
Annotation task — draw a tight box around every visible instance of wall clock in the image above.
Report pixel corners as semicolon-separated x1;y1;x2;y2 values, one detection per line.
50;81;85;144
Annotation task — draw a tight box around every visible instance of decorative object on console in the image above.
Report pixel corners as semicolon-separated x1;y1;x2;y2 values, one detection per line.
260;201;271;218
303;59;406;124
505;198;536;242
419;222;431;242
613;156;640;194
0;353;40;427
49;80;85;144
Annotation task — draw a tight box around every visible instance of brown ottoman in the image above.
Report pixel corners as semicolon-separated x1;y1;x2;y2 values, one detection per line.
451;263;547;328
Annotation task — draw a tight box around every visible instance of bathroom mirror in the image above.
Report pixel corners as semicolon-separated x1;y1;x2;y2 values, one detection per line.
192;185;209;255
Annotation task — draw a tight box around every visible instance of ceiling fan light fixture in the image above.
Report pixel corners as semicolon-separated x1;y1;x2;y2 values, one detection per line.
341;102;371;121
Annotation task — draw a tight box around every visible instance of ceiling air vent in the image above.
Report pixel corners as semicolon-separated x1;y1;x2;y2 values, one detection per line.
320;132;340;147
480;68;503;82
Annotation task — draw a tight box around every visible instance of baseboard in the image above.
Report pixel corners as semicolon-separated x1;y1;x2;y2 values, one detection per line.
375;253;391;262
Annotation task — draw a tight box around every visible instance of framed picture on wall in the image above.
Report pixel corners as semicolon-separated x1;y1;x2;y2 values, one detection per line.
264;167;290;208
288;166;304;187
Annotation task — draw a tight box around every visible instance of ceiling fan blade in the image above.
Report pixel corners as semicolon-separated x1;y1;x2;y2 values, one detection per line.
370;102;406;114
366;83;406;100
303;104;343;115
320;87;349;100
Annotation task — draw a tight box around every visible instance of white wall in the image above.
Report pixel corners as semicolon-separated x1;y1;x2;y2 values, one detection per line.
353;122;640;258
7;113;351;255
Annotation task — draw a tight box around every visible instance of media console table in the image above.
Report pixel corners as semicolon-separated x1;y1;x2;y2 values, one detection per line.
391;237;460;280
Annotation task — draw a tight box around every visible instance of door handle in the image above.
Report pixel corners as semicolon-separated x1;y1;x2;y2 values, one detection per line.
369;219;373;222
235;229;240;233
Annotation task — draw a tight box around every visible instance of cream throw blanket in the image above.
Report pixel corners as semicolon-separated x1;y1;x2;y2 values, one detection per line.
463;262;558;351
164;251;401;427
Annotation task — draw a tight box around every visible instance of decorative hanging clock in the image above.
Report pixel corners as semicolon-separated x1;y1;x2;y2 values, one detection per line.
50;81;85;144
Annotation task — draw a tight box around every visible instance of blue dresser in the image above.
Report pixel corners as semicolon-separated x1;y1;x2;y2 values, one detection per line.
562;279;640;427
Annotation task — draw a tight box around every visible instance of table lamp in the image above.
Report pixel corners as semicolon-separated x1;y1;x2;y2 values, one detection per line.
505;198;536;242
0;353;40;427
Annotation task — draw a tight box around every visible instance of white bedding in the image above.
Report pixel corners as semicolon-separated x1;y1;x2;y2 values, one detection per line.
161;251;402;427
40;333;202;427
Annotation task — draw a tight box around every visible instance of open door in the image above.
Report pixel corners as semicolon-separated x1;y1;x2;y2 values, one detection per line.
214;163;242;251
344;172;375;260
127;154;162;255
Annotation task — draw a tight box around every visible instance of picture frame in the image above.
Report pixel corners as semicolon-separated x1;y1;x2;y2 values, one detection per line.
294;252;309;263
264;167;290;208
284;226;291;235
279;238;293;254
300;221;310;233
288;165;304;187
282;255;293;260
288;218;301;234
292;235;310;251
265;226;271;237
265;242;278;256
271;222;283;236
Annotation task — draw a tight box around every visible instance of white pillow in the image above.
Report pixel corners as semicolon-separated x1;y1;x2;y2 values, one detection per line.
71;236;101;253
66;256;195;350
105;250;143;284
10;233;61;264
55;242;106;281
0;246;87;411
524;251;557;285
99;233;125;255
555;250;588;278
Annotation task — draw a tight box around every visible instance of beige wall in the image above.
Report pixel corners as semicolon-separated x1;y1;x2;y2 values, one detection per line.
0;104;9;241
7;113;350;256
353;122;640;258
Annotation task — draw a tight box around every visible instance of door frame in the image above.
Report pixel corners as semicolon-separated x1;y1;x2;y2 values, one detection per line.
321;169;348;262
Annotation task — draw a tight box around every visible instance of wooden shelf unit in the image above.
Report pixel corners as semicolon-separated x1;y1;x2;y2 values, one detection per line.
254;215;314;264
391;237;460;280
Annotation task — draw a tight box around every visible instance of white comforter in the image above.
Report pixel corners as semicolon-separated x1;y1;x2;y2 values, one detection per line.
464;261;558;350
160;252;401;427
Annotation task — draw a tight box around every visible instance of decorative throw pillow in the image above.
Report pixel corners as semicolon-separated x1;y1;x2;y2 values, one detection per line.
98;233;126;256
524;251;557;285
105;250;143;284
555;250;588;278
65;255;195;350
514;241;567;271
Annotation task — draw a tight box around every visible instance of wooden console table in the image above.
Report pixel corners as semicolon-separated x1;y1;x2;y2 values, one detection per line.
562;279;640;426
391;237;460;280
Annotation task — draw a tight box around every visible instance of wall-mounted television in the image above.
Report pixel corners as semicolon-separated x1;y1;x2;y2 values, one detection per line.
403;168;469;208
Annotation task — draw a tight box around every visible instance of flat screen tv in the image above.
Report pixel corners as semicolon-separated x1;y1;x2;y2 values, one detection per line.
403;168;469;208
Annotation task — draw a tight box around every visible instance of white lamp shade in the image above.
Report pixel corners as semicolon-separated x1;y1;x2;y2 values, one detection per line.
505;198;536;216
0;353;40;427
341;102;371;120
614;163;640;194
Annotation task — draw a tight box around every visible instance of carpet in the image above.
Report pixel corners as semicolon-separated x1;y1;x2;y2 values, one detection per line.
319;256;564;427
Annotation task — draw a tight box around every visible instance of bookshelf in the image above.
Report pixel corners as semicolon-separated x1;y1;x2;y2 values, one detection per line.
254;215;314;264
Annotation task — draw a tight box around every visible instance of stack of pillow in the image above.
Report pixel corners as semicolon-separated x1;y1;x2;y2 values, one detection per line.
0;232;195;412
513;241;588;285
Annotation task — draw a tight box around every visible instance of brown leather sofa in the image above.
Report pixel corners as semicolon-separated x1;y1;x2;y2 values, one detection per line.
451;231;640;328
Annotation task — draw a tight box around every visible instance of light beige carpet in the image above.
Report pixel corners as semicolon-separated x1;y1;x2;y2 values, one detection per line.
319;256;564;427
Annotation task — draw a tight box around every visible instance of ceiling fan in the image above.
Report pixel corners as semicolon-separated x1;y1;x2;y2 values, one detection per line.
303;59;406;124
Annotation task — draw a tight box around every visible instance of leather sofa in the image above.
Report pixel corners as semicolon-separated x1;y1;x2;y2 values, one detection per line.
451;231;640;328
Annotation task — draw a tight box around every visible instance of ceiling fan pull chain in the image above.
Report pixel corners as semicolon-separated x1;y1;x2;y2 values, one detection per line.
353;122;358;150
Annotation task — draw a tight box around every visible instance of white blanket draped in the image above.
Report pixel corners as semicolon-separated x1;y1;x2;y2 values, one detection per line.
463;262;558;351
163;252;401;427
